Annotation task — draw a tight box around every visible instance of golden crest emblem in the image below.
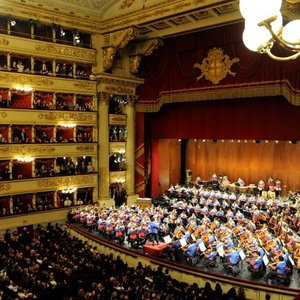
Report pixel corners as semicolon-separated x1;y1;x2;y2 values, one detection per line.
194;47;239;85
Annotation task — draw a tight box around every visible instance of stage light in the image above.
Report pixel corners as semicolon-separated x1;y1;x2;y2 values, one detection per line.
275;140;279;143
265;140;269;143
289;140;297;144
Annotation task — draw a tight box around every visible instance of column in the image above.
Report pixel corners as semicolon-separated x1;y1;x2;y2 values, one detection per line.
32;125;35;142
73;62;76;78
53;93;57;109
98;92;110;201
32;194;36;210
7;53;11;71
53;60;57;76
9;161;12;180
9;196;13;214
32;159;35;178
124;96;136;196
30;57;35;73
8;125;12;143
74;190;77;205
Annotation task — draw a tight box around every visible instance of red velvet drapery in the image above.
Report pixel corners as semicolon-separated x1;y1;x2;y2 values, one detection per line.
137;22;300;105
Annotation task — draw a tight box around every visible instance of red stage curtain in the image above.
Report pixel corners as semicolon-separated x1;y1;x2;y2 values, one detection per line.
146;97;300;140
137;23;300;104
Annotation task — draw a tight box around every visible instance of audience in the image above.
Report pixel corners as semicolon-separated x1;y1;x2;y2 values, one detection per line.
0;224;245;299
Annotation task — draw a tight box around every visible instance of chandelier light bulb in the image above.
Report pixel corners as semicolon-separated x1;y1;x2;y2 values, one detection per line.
282;19;300;48
243;14;282;52
239;0;282;24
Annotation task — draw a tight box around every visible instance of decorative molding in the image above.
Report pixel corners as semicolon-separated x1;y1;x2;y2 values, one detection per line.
129;55;142;74
104;85;134;95
75;145;96;152
0;182;11;192
37;175;95;188
109;114;127;125
120;0;136;9
0;73;54;87
0;145;55;156
73;81;96;91
38;112;93;122
35;44;96;61
102;27;140;71
136;80;300;112
194;47;239;85
0;112;8;118
0;37;9;45
103;47;118;72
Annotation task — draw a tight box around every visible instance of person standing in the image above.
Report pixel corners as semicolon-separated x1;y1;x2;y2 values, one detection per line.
149;217;159;246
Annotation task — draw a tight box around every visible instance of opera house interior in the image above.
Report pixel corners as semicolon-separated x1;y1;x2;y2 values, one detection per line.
0;0;300;299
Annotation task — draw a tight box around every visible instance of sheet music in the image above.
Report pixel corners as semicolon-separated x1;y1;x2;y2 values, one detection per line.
288;255;295;266
179;238;187;247
191;234;196;241
217;246;224;257
163;235;172;244
239;249;246;261
199;241;207;252
263;254;269;266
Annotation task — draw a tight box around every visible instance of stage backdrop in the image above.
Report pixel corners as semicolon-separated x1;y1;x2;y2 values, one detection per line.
157;138;300;196
146;96;300;196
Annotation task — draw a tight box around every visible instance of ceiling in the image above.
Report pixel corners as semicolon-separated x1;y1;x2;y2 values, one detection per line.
2;0;300;39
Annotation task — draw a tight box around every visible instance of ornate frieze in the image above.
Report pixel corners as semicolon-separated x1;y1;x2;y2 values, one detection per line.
75;145;96;152
0;37;9;45
0;182;11;192
0;73;54;87
0;145;55;156
109;114;127;125
0;112;8;119
35;44;95;62
109;142;126;154
37;175;96;188
104;85;134;95
38;112;94;122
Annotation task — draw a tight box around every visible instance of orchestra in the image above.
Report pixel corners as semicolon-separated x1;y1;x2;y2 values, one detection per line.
69;174;299;285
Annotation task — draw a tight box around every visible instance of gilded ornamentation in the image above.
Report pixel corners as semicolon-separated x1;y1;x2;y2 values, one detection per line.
0;182;11;192
35;44;95;61
0;73;54;86
73;81;96;91
103;47;117;71
37;175;95;188
111;28;140;48
39;112;93;122
129;55;142;74
0;145;55;156
0;112;7;118
194;47;239;85
103;28;140;72
128;38;163;74
76;145;95;152
104;85;134;95
0;37;9;45
120;0;135;9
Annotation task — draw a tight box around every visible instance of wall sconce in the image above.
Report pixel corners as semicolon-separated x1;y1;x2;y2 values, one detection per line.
16;156;34;162
15;86;33;92
59;123;77;128
61;188;77;193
